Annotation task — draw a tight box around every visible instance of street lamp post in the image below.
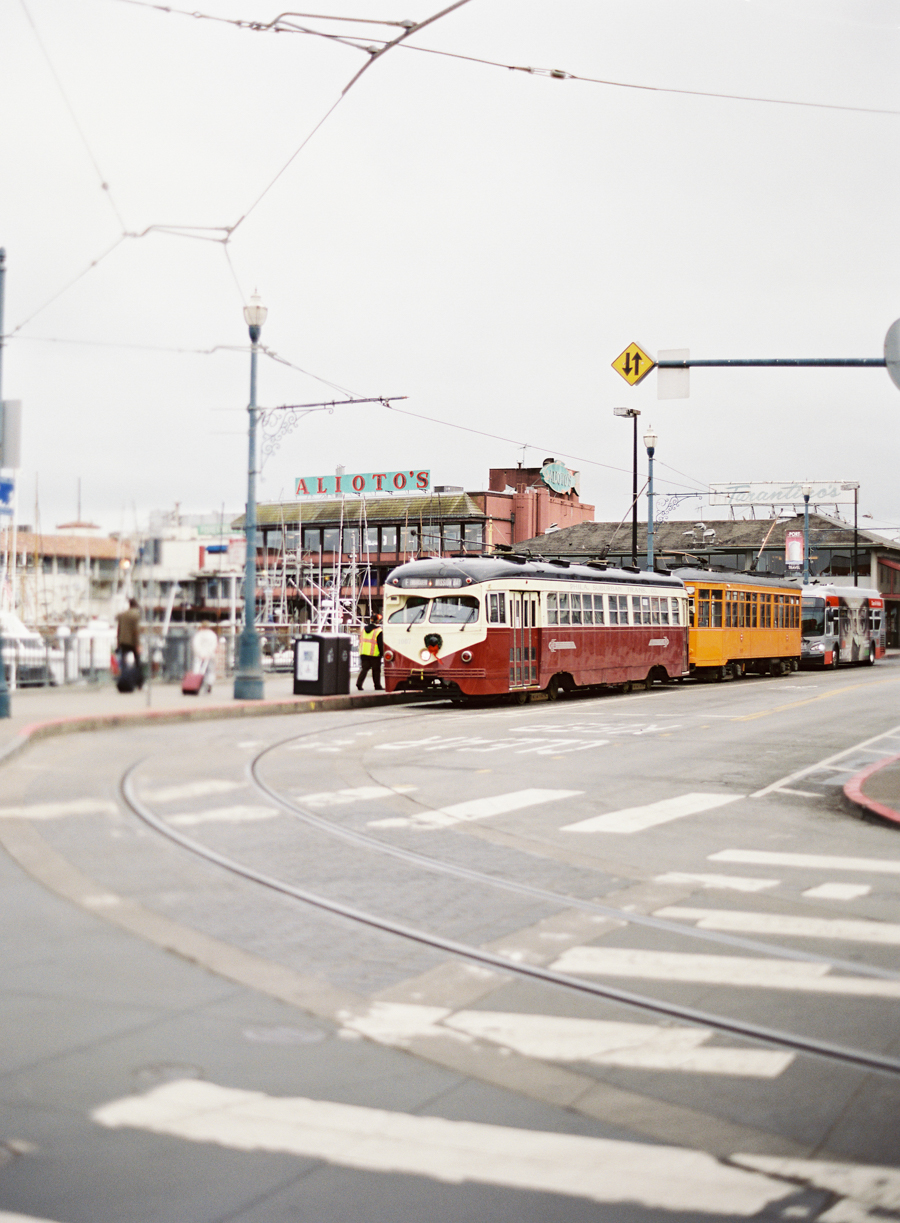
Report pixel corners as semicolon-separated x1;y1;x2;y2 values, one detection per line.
0;248;9;718
802;483;812;586
234;292;267;701
842;482;860;586
613;407;640;566
643;425;658;571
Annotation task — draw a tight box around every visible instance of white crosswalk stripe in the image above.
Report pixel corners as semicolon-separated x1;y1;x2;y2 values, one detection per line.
297;784;416;806
370;789;581;829
710;849;900;875
342;1000;793;1077
0;798;118;819
654;872;779;893
551;947;900;996
91;1078;801;1214
655;906;900;945
563;792;741;834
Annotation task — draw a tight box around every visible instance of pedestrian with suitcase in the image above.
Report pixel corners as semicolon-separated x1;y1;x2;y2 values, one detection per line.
184;621;218;695
115;598;143;692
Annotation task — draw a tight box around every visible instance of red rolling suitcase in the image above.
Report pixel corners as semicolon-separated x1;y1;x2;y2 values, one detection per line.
182;668;204;695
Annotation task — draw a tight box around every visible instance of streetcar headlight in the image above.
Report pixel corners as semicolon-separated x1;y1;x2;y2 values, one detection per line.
460;650;473;663
419;649;433;663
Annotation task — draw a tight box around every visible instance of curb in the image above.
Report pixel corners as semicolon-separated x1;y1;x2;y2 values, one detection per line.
0;689;435;766
843;753;900;825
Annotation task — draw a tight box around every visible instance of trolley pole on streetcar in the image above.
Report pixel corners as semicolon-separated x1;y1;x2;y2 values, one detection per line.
234;292;267;701
614;407;640;566
802;484;811;586
644;425;657;572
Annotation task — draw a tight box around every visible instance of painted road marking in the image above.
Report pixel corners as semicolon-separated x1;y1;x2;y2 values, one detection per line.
655;906;900;945
375;734;609;756
551;947;900;996
343;1001;792;1077
803;883;872;901
167;805;280;826
751;720;900;798
0;798;118;819
563;792;741;834
370;789;582;830
654;872;779;893
296;785;416;806
91;1078;795;1214
710;849;900;875
141;780;242;802
732;1154;900;1216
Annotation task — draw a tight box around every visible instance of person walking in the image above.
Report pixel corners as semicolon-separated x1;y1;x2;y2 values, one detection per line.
190;621;219;693
115;597;143;689
356;614;383;691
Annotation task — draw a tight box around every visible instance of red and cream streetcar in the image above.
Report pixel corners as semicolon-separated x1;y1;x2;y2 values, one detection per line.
382;556;690;699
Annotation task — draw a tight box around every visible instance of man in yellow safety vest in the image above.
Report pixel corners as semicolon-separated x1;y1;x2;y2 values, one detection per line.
356;615;383;691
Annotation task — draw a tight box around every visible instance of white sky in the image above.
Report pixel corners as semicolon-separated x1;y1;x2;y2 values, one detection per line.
2;0;899;535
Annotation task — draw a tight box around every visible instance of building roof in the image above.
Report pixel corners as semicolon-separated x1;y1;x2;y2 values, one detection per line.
234;492;486;530
10;532;133;560
516;514;900;559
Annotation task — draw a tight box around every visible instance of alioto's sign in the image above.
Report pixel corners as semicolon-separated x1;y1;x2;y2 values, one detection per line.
294;469;430;497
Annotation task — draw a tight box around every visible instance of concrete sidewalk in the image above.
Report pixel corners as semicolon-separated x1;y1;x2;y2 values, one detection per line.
0;672;418;761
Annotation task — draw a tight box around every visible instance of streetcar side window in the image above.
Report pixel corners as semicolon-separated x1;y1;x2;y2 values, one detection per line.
609;594;627;624
698;589;711;628
650;597;661;625
670;598;680;625
582;593;593;625
558;593;570;626
632;595;651;625
570;593;583;625
751;593;758;629
546;592;558;625
593;594;605;625
388;597;428;624
487;592;507;624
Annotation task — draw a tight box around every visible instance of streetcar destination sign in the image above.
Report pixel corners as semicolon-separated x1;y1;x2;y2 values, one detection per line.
294;469;430;496
612;342;656;386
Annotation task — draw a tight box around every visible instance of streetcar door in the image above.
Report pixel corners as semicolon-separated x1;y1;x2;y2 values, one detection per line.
510;591;539;688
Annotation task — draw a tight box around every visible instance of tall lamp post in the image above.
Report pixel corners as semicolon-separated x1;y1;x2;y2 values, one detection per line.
234;292;267;701
842;482;859;586
0;248;9;718
643;425;658;571
613;406;640;566
802;483;812;586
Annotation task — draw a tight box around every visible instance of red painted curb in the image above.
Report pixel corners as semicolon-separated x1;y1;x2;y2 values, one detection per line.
843;753;900;825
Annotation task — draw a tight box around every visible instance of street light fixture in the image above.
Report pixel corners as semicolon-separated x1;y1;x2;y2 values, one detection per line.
802;482;812;586
613;406;640;565
841;482;860;586
643;426;658;571
234;292;267;701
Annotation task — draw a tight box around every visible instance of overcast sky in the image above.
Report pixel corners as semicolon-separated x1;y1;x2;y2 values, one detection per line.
3;0;899;536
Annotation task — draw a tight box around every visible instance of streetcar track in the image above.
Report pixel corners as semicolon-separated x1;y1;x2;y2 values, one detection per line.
121;758;900;1078
244;727;900;983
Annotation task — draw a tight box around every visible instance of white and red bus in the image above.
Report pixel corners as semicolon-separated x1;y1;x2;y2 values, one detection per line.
382;556;689;699
800;585;884;668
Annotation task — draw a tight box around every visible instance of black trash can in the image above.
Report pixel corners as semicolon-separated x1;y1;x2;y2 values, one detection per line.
293;633;351;696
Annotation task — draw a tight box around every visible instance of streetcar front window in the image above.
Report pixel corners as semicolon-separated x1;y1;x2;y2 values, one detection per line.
388;597;428;624
807;596;826;635
429;595;480;624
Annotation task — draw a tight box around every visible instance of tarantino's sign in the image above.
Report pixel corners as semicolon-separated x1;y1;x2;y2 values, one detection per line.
294;469;430;496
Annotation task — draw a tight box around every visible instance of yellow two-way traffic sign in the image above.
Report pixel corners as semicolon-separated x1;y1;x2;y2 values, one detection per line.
612;342;656;386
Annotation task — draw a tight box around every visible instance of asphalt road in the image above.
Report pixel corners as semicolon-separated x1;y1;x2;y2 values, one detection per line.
3;661;900;1221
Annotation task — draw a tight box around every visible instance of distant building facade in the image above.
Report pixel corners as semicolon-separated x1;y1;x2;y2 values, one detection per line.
515;513;900;647
3;522;133;625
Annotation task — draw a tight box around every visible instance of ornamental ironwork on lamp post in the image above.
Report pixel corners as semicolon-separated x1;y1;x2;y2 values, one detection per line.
234;292;267;701
643;425;658;571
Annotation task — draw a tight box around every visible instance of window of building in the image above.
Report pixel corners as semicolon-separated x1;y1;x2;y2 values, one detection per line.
381;526;398;554
463;522;483;549
364;527;379;553
443;523;461;549
323;528;341;553
302;527;322;551
422;525;441;552
401;526;418;553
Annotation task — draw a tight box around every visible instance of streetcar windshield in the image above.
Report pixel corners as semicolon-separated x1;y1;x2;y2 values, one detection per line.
429;595;480;623
801;599;825;636
387;597;428;624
